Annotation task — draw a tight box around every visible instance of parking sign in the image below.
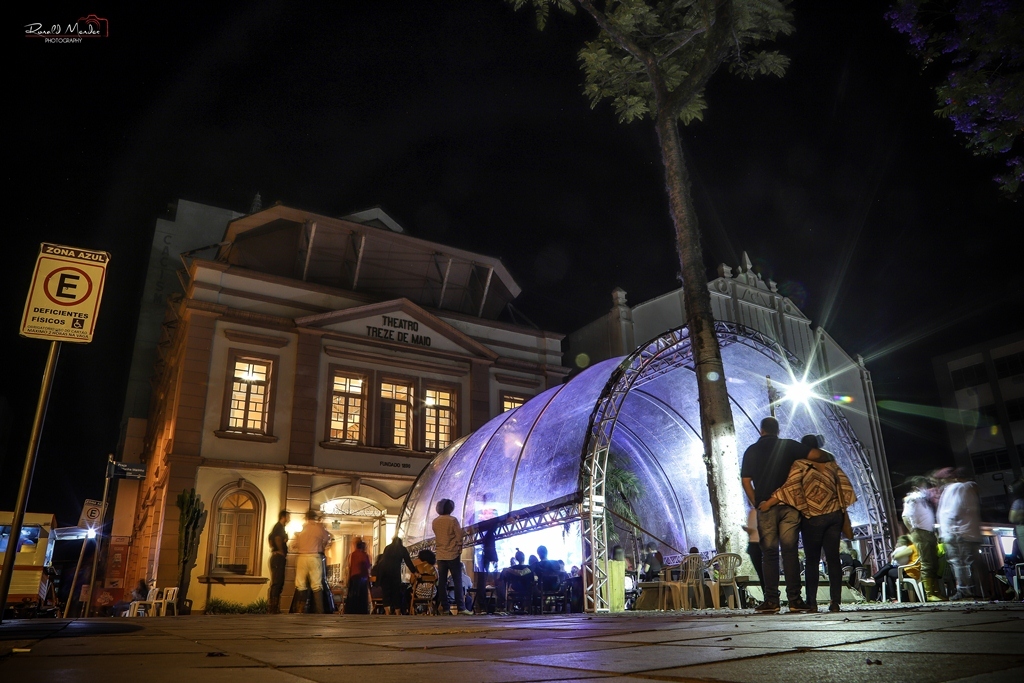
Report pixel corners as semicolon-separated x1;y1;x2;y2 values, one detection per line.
20;243;110;343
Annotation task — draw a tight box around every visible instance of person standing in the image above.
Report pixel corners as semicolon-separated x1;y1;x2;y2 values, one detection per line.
345;540;372;614
936;468;983;600
293;510;331;614
432;498;470;615
740;416;816;614
474;520;498;614
378;537;417;615
268;510;290;614
764;436;856;613
902;477;944;601
1009;478;1024;568
743;507;764;591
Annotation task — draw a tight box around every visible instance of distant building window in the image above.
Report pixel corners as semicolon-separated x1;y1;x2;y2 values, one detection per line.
951;363;988;391
380;380;413;448
501;393;529;413
994;351;1024;380
226;358;272;435
1006;396;1024;423
214;491;259;574
424;387;455;451
329;372;365;444
971;448;1011;475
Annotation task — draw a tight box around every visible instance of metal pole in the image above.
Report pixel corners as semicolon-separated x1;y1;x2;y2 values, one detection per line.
0;340;61;624
83;456;113;617
62;535;90;618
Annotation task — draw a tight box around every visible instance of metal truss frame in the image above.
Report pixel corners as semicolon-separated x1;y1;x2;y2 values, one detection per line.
405;494;583;556
579;322;891;612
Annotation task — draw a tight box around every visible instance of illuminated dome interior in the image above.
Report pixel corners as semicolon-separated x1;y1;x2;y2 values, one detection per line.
398;325;882;558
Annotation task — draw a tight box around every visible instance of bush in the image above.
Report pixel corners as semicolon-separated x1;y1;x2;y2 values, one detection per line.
205;597;268;615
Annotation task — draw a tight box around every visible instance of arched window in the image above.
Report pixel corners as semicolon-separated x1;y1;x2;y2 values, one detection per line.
213;489;261;575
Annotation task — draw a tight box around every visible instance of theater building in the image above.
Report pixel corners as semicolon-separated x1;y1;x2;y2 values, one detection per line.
115;203;565;610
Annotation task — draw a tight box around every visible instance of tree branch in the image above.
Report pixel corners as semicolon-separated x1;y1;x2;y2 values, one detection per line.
575;0;653;65
665;0;734;114
656;26;709;64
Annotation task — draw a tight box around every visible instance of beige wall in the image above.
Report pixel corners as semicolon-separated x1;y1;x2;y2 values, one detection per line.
188;466;286;611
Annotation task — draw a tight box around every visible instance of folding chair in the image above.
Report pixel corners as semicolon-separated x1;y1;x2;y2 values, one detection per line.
704;553;743;609
410;573;437;615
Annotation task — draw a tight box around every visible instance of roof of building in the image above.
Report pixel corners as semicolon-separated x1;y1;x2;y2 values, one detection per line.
216;205;520;320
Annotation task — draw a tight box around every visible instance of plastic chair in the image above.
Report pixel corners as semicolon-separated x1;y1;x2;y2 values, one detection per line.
896;560;924;603
151;587;178;616
704;553;743;609
127;587;159;617
661;554;705;610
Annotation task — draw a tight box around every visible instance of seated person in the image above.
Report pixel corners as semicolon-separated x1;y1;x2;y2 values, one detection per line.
411;549;438;607
501;550;535;604
640;542;663;581
870;535;918;601
839;545;862;587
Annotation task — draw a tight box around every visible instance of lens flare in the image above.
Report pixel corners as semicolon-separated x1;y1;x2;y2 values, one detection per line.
832;395;854;404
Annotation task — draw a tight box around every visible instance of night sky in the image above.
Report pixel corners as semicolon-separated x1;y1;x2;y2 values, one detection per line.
6;1;1022;526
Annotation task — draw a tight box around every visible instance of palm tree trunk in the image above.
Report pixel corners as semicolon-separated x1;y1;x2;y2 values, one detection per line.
652;104;747;559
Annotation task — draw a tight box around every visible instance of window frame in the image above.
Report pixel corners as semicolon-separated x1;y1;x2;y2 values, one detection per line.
207;482;265;577
324;364;371;446
377;373;417;450
220;349;279;438
422;381;460;452
499;391;531;413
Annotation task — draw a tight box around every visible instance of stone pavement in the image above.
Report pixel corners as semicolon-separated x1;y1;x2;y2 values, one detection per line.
1;602;1022;683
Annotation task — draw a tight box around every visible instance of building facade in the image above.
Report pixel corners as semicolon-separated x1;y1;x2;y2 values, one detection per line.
566;252;896;547
933;331;1024;519
113;203;565;611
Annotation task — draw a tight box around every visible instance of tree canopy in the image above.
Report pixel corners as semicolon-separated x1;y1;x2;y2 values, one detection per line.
886;0;1024;197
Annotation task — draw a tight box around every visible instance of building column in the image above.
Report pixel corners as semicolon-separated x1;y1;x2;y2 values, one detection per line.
281;472;314;609
289;331;321;468
608;288;635;356
469;360;491;431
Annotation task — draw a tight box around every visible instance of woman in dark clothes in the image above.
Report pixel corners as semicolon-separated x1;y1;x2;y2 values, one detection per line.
378;537;418;614
344;540;372;614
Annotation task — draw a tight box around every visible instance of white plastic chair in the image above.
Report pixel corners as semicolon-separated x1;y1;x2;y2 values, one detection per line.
152;587;179;616
127;587;159;617
704;553;743;609
661;554;705;610
897;560;924;603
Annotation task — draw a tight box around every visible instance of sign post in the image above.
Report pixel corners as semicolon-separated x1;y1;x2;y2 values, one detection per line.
84;456;114;616
0;244;109;623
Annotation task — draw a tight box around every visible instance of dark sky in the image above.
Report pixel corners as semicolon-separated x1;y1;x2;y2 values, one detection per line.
6;1;1022;525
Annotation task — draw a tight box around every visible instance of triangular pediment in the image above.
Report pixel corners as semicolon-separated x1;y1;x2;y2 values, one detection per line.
295;299;498;359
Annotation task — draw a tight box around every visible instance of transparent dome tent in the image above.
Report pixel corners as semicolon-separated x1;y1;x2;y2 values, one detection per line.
397;323;891;612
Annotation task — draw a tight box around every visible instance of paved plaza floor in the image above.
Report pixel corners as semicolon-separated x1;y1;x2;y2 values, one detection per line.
2;602;1022;682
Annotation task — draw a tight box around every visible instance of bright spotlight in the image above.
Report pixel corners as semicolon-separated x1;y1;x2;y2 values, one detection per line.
424;397;436;406
783;380;819;406
86;528;97;539
285;519;304;536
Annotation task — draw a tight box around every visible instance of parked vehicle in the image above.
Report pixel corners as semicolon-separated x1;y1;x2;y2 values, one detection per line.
1;512;58;618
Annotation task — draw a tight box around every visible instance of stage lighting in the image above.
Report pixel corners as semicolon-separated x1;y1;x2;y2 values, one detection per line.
783;379;818;406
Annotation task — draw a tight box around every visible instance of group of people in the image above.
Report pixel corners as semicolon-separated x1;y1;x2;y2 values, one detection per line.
869;468;986;602
741;416;857;614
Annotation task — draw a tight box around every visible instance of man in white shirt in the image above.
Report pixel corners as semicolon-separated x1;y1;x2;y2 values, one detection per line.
902;477;943;601
936;469;983;601
292;510;332;613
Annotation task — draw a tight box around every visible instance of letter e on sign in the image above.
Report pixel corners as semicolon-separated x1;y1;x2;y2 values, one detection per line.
20;243;110;343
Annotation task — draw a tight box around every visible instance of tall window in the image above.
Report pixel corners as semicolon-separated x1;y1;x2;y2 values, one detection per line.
501;393;529;413
215;491;258;574
424;387;455;451
330;373;365;444
228;358;271;434
380;380;413;448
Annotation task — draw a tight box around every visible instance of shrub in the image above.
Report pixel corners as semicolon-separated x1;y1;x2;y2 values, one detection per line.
204;597;268;614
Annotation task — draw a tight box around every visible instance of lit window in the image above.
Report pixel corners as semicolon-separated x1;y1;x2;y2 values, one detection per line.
502;394;528;413
380;381;412;448
330;373;365;444
425;387;455;451
228;359;271;434
215;491;257;574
